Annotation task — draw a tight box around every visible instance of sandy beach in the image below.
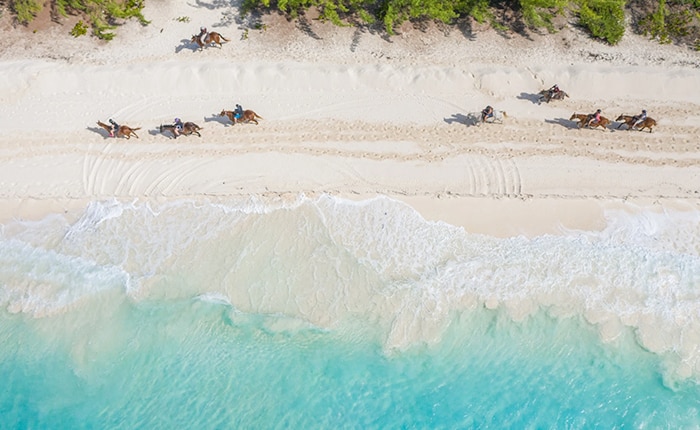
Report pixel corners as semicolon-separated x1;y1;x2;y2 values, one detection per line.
0;1;699;235
2;3;700;423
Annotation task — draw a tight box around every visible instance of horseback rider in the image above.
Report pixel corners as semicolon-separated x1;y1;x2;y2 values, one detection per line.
108;118;119;137
585;109;601;128
481;105;494;122
633;109;647;127
173;117;184;138
234;104;244;120
549;84;560;96
198;26;208;43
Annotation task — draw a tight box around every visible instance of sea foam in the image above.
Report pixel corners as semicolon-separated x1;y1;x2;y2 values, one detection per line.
1;195;699;385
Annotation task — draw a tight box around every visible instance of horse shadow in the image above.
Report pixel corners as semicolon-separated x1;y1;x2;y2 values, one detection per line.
87;126;111;139
205;114;231;126
517;92;541;104
446;112;481;127
149;127;174;138
545;118;580;130
444;113;471;125
175;39;199;53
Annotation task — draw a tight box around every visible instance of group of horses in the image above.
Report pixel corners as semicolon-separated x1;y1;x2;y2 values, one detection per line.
568;113;657;132
97;29;261;140
537;87;656;132
97;108;263;140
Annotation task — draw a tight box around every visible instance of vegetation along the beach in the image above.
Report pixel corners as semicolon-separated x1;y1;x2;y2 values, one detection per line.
6;0;700;48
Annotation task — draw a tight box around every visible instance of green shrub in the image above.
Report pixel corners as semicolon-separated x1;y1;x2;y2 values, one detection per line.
12;0;151;40
11;0;42;24
520;0;567;32
70;19;89;37
577;0;625;44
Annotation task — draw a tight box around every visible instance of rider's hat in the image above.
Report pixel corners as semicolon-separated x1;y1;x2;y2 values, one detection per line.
109;119;115;124
596;109;601;113
642;109;646;114
174;117;180;123
201;26;206;31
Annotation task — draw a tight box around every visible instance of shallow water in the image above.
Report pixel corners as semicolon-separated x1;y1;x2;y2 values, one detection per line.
1;196;699;428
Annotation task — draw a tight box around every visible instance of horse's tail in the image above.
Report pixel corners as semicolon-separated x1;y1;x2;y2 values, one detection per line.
219;34;229;42
502;111;508;118
132;127;141;131
255;113;264;119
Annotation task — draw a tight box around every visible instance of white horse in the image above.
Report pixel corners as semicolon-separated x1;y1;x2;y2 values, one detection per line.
468;110;507;126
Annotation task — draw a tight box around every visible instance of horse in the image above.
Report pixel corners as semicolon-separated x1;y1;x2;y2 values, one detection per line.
219;109;264;125
570;113;609;130
191;32;228;50
477;110;507;125
570;113;590;125
159;122;202;138
616;114;657;132
636;117;657;133
97;121;140;139
538;89;569;103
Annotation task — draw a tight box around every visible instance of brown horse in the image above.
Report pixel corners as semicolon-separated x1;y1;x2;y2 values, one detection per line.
191;32;228;50
570;112;610;130
159;122;202;138
97;121;140;139
219;109;264;125
570;113;590;126
616;114;657;132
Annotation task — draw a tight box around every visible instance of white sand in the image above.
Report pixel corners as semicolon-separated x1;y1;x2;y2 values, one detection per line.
0;2;699;235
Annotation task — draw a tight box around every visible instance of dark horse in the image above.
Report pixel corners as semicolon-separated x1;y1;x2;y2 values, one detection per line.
219;109;264;125
616;114;657;133
191;32;228;50
97;120;140;139
538;89;569;103
159;122;202;138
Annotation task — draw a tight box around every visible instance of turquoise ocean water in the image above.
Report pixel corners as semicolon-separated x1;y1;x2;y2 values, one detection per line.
1;196;699;428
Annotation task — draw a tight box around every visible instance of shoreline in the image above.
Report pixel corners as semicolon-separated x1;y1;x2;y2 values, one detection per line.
2;195;697;240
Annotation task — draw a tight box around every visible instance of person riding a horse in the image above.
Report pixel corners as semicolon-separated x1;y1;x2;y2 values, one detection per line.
549;84;560;97
585;109;602;128
234;104;244;120
633;109;647;127
482;105;494;122
109;119;119;137
198;26;208;41
173;117;184;137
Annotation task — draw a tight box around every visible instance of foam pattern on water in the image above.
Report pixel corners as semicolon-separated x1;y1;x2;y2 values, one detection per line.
1;195;699;385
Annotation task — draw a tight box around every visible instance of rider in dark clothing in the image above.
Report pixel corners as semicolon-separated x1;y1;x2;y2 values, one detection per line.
173;117;184;138
481;105;493;122
234;104;244;119
109;119;119;137
633;109;647;127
